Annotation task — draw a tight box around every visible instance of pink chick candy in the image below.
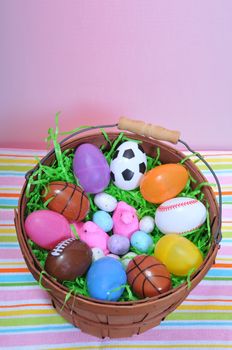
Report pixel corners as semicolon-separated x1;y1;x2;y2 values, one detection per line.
73;221;109;254
112;201;139;239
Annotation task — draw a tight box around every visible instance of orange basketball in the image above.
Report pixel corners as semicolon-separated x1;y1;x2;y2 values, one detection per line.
140;163;188;204
41;181;89;222
126;255;171;298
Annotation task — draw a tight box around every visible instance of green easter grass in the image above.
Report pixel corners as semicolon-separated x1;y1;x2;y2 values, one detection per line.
26;117;212;302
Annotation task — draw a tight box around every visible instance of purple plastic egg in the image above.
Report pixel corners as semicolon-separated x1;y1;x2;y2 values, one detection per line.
107;234;130;255
25;210;72;250
73;143;110;194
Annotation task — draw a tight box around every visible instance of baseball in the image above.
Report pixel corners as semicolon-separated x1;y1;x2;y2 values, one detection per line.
155;197;207;234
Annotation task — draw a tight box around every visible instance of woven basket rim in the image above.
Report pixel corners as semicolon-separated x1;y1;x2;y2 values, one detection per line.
15;131;220;307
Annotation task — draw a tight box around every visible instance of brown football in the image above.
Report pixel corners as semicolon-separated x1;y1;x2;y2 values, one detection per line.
41;181;89;222
45;238;92;282
126;255;172;298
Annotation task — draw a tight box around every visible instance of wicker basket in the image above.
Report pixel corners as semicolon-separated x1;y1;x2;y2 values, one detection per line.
15;118;221;339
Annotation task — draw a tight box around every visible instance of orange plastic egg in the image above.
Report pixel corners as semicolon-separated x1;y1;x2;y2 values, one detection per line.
140;163;189;204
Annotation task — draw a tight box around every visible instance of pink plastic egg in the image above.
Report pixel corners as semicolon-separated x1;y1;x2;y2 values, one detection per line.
25;210;72;250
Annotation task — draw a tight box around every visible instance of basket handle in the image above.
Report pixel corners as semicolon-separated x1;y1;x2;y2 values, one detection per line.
118;117;180;144
178;140;222;245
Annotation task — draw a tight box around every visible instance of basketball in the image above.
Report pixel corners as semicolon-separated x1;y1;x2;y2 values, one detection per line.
126;255;172;298
41;181;89;222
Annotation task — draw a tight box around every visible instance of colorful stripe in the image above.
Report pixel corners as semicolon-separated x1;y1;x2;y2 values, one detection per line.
0;148;231;348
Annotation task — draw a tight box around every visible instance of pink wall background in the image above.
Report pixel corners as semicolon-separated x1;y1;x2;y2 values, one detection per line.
1;0;232;149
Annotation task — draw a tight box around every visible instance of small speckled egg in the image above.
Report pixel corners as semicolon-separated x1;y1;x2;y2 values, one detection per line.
139;216;155;233
107;253;120;260
130;231;154;253
107;234;130;255
87;257;127;301
121;252;137;270
91;247;105;262
94;192;117;212
93;210;113;232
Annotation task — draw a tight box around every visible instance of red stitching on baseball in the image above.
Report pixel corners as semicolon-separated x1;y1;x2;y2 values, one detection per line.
180;223;202;234
158;199;198;212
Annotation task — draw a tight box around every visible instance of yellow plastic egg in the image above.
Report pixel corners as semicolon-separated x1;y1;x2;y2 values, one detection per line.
154;234;203;276
140;163;189;204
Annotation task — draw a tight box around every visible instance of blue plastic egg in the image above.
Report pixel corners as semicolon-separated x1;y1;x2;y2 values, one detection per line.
130;231;154;253
93;211;113;232
86;257;126;301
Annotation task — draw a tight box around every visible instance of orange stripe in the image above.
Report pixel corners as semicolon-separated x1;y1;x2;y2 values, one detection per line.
0;224;15;227
213;263;232;268
0;268;29;273
0;303;51;308
0;193;20;198
214;191;232;195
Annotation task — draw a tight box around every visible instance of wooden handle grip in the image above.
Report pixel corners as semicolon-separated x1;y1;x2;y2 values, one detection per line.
118;117;180;144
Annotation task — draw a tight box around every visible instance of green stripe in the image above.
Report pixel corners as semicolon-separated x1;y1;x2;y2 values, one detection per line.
167;312;232;321
1;310;232;324
0;165;32;171
0;282;38;287
0;205;17;209
0;315;67;326
197;163;232;170
222;232;232;238
0;236;17;242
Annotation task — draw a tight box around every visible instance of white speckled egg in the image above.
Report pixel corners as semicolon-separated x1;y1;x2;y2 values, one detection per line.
121;252;137;270
107;253;120;260
91;247;105;262
94;192;117;212
139;216;155;233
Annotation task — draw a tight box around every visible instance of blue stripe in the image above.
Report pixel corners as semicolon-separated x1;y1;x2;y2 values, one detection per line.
0;198;18;205
0;244;20;248
206;269;232;277
1;322;232;334
0;172;26;176
0;325;75;333
0;274;36;283
220;195;232;200
216;195;232;203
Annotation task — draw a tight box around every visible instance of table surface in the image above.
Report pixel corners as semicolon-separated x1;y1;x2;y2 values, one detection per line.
0;148;231;350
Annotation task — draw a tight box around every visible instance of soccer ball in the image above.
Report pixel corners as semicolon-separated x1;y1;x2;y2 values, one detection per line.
110;141;147;190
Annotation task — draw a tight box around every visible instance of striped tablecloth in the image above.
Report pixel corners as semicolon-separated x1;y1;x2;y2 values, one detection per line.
0;148;231;350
